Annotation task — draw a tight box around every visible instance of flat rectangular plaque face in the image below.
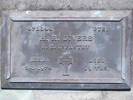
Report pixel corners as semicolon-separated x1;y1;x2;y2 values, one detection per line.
1;11;132;90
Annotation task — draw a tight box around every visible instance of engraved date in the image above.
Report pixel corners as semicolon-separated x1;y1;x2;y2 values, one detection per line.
84;57;108;72
84;66;108;72
24;65;52;72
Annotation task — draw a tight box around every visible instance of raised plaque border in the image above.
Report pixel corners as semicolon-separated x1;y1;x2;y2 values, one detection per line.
1;10;132;90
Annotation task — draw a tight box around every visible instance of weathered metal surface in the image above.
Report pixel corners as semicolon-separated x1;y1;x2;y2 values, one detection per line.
1;11;132;90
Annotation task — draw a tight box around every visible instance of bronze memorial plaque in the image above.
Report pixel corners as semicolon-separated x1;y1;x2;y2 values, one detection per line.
1;11;132;90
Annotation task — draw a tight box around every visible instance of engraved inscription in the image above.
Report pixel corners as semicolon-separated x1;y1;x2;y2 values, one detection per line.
27;25;53;31
22;22;113;74
30;56;49;62
11;20;122;82
24;65;52;72
84;57;108;72
93;25;108;32
40;34;95;50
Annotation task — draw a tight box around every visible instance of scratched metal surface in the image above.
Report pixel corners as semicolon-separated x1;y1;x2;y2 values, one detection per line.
1;11;132;90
